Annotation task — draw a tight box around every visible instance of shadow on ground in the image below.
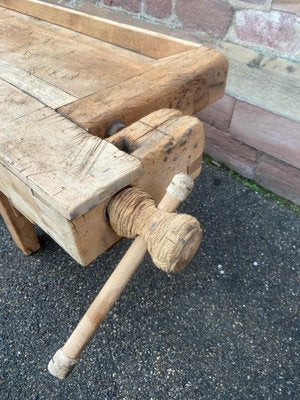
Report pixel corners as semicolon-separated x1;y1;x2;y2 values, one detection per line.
0;163;299;399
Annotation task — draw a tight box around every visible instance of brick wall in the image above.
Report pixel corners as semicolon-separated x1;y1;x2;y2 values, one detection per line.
46;0;300;205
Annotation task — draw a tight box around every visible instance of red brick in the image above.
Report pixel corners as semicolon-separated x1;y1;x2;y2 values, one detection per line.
204;124;258;179
254;154;300;205
175;0;233;39
197;95;235;132
144;0;172;19
103;0;141;13
230;101;300;169
234;10;298;53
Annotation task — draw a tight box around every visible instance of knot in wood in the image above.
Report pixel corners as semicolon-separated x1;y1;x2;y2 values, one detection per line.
108;187;202;273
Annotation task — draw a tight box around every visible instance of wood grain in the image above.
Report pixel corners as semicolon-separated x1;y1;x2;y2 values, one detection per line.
0;7;152;100
0;80;142;220
108;109;205;202
0;1;219;267
0;0;199;59
59;47;228;137
0;60;76;108
0;79;44;125
0;191;40;255
65;108;205;265
0;107;204;265
0;162;87;263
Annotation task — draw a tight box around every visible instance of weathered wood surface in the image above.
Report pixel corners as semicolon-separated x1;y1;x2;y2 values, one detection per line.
0;79;43;125
0;0;221;266
0;79;142;220
0;0;199;59
0;7;152;101
0;107;204;265
0;192;40;255
59;109;204;265
59;47;228;136
0;3;227;134
108;109;205;201
0;60;77;109
0;162;86;262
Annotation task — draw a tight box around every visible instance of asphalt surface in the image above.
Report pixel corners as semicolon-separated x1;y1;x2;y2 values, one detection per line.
0;163;299;400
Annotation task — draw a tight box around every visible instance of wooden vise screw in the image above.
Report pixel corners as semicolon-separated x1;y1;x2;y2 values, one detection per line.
108;184;202;273
48;174;202;379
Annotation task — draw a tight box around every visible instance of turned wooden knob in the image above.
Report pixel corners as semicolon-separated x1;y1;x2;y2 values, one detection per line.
108;186;202;273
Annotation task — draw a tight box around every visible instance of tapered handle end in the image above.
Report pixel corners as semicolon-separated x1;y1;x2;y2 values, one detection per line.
48;348;78;379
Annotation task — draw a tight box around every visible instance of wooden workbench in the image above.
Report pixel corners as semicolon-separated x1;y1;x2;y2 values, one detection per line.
0;0;228;265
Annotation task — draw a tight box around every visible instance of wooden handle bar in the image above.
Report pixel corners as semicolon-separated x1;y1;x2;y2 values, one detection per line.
48;174;201;379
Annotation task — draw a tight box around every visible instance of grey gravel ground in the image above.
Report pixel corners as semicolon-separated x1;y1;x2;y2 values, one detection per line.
0;163;299;400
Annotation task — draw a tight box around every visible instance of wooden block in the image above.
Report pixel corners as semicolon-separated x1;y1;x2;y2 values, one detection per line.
0;192;40;255
108;109;205;201
0;163;91;263
59;47;228;136
0;80;142;220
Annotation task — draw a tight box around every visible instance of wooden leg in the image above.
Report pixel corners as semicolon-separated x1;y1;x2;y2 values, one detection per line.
0;192;40;255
